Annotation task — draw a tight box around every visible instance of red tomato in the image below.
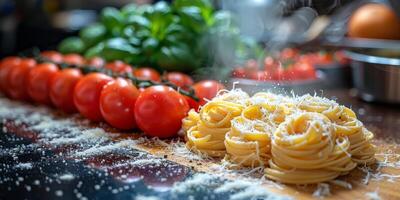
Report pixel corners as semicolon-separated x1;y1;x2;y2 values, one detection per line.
50;68;83;113
133;68;160;81
41;51;63;63
315;51;334;65
280;48;299;60
334;51;350;65
166;72;194;89
271;67;285;81
293;62;316;80
281;67;296;81
27;63;59;105
244;59;258;77
100;78;140;130
192;80;225;110
264;56;280;72
231;67;246;78
0;57;21;95
7;58;36;101
63;54;85;65
86;57;105;68
184;96;199;110
138;87;146;93
105;60;133;74
73;73;113;121
134;86;189;138
249;70;272;81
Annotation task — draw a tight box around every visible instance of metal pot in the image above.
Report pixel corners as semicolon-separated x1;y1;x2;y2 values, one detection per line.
314;63;352;88
346;50;400;104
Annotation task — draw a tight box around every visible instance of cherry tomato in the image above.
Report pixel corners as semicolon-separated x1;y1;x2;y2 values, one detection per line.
166;72;193;89
334;51;350;65
41;51;63;63
280;48;299;60
133;68;160;81
231;67;246;78
73;73;113;121
63;54;85;65
0;57;21;95
7;58;36;101
100;78;140;130
264;56;280;72
271;67;285;81
86;57;105;68
105;61;133;74
315;51;334;65
244;59;258;77
192;80;225;110
184;96;199;110
134;86;189;138
27;63;59;105
281;67;296;81
293;61;316;80
50;68;83;113
249;70;272;81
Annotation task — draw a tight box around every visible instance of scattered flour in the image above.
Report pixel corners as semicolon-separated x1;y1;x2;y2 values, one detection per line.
366;190;381;200
15;163;33;170
135;195;161;200
59;173;75;181
313;183;331;198
55;190;63;197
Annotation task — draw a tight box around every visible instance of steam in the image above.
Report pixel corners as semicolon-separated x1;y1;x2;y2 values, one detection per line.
217;0;319;62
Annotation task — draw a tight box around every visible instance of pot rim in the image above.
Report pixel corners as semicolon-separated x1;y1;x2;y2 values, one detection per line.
345;50;400;66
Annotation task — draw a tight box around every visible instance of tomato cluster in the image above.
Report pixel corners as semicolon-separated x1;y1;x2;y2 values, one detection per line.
232;48;349;82
299;51;350;66
232;57;316;82
0;51;224;138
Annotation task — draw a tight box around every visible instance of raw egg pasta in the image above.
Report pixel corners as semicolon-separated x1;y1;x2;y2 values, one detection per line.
224;116;273;167
264;112;357;184
296;96;376;165
186;100;244;157
183;90;376;184
242;103;294;126
182;109;199;132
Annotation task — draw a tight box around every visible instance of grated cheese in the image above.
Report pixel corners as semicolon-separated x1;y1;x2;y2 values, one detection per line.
366;190;381;200
313;183;331;197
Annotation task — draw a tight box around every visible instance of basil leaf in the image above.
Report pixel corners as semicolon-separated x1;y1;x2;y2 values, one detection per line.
58;37;85;54
79;23;106;48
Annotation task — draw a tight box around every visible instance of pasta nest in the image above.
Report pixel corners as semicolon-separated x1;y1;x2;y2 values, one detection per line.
224;116;274;167
185;101;244;157
265;112;357;184
242;102;295;126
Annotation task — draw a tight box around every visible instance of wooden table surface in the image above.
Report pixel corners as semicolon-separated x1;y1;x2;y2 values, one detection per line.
1;89;399;200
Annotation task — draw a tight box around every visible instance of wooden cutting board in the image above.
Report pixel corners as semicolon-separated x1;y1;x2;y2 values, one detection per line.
121;134;400;200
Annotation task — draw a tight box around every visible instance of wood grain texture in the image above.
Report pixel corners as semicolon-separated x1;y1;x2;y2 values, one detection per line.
121;136;400;200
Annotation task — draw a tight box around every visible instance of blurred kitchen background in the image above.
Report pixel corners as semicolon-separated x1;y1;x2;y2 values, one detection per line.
0;0;152;57
0;0;360;57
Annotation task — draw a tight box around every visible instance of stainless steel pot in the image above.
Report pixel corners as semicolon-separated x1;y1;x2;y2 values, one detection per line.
314;63;352;88
346;50;400;104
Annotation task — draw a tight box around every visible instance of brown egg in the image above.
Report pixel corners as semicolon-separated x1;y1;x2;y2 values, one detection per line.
348;3;400;40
